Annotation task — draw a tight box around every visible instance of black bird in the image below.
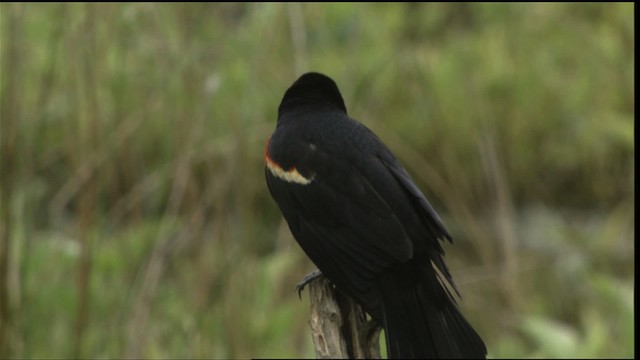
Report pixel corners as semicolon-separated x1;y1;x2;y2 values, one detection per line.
265;72;487;359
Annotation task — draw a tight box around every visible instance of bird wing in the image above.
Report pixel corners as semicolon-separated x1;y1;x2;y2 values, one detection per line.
266;124;458;308
265;138;414;307
373;149;459;297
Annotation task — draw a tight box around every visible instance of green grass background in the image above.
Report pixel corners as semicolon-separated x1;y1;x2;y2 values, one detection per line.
0;3;634;358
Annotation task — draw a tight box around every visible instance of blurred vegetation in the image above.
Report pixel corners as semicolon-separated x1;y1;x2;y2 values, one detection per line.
0;2;634;359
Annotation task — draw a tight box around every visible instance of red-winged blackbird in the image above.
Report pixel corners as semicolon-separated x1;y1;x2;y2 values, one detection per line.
265;72;487;359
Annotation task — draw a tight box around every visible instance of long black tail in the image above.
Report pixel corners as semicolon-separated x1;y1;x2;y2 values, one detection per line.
378;261;487;359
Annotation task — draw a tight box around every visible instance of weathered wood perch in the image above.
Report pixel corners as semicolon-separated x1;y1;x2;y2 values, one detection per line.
305;275;382;359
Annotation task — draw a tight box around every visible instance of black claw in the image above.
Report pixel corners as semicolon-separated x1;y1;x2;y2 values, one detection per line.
295;270;323;299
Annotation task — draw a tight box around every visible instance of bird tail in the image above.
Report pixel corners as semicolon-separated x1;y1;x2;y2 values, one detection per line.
378;261;486;359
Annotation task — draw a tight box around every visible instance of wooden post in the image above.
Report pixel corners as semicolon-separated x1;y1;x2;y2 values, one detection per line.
307;276;382;359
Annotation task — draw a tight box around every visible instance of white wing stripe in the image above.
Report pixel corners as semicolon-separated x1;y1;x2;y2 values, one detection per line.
266;157;314;185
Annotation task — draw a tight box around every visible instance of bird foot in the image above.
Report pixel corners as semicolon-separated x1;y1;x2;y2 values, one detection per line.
295;270;323;299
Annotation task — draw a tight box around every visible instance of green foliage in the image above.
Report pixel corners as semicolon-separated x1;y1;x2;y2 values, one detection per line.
516;275;633;358
0;2;633;358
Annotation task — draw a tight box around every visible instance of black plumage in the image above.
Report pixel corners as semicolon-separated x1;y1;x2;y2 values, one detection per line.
265;72;487;359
